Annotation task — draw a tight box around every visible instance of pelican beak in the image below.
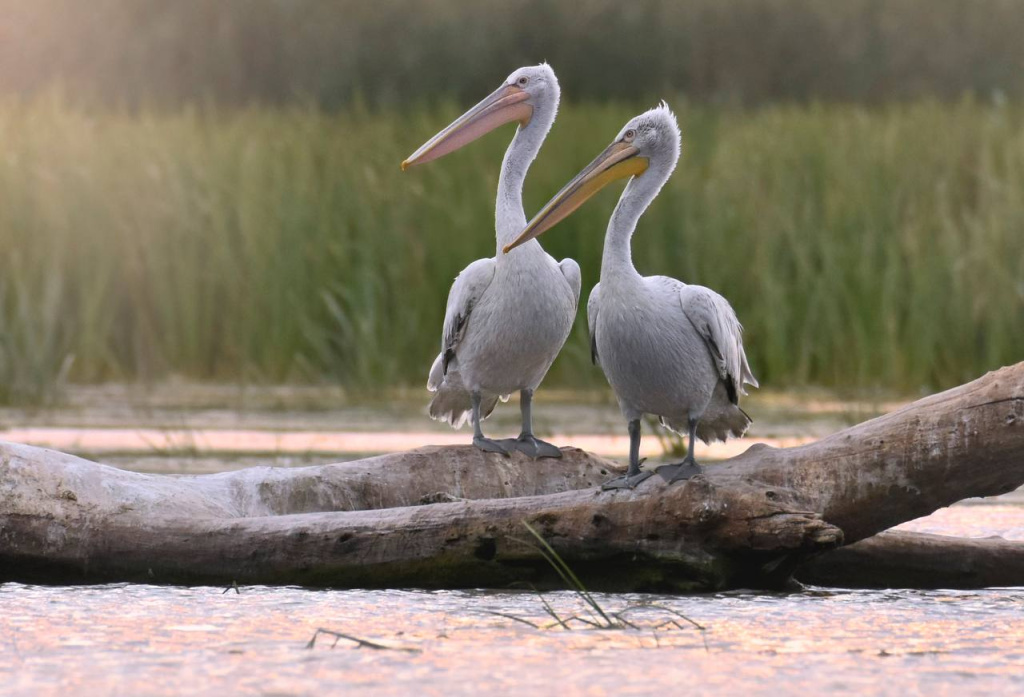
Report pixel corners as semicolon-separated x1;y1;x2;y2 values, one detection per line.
503;142;648;253
401;84;533;170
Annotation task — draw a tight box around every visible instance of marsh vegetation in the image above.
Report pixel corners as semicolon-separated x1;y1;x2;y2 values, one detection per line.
1;98;1022;403
2;1;1023;404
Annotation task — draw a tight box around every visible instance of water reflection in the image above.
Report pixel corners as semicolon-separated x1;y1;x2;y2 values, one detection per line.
2;583;1023;696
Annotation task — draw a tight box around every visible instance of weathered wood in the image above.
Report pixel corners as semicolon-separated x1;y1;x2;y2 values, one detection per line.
1;363;1022;591
0;440;834;590
710;363;1024;545
0;442;617;519
796;531;1024;589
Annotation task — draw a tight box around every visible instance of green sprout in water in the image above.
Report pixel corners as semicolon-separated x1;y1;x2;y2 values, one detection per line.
517;520;709;650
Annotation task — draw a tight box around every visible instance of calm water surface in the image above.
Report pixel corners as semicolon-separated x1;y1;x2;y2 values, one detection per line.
2;504;1023;696
2;584;1022;696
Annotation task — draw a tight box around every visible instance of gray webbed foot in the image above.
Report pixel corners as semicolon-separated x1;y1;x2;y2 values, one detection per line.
601;471;655;490
501;434;563;459
601;459;654;490
473;436;510;457
657;457;703;483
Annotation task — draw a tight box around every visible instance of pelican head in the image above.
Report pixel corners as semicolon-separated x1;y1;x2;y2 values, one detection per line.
504;103;680;253
401;64;560;171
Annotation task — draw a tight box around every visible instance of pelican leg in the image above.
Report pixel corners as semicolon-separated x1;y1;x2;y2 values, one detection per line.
658;417;704;483
471;391;509;456
602;419;654;490
500;389;563;459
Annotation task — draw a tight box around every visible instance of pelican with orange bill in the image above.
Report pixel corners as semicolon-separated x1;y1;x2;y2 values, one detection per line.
401;64;581;459
506;103;759;489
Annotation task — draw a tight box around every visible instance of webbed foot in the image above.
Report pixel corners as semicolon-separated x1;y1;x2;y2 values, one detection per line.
501;434;563;459
657;457;703;483
601;472;655;490
473;436;510;457
601;460;654;490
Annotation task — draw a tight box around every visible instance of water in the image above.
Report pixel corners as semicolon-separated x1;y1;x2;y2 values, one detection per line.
2;583;1022;696
0;382;889;464
2;387;1022;694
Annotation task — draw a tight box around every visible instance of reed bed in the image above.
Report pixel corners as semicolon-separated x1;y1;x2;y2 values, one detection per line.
1;97;1021;403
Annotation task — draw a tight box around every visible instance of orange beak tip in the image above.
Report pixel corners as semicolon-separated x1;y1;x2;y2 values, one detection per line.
501;244;513;254
400;160;410;172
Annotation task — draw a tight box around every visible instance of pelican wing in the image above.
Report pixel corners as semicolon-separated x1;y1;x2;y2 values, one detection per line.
676;282;759;404
440;258;497;375
586;283;602;366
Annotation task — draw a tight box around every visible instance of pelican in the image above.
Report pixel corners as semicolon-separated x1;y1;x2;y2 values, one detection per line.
401;64;580;458
505;103;758;487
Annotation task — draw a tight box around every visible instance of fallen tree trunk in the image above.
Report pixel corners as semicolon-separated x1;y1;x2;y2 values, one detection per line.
796;531;1024;589
0;444;618;519
1;363;1021;591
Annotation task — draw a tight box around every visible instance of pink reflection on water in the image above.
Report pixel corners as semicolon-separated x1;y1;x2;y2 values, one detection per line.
0;426;815;459
2;584;1023;696
896;504;1024;540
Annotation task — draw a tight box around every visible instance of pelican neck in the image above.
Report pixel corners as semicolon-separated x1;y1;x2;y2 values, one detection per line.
495;110;553;254
600;162;675;285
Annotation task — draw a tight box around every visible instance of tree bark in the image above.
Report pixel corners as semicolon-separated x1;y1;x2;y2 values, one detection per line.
1;363;1021;591
796;531;1024;589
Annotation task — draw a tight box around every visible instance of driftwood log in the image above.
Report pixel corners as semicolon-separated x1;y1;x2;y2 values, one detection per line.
796;531;1024;589
1;363;1022;591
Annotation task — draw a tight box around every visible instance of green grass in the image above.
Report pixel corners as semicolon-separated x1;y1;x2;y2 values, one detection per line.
1;96;1022;403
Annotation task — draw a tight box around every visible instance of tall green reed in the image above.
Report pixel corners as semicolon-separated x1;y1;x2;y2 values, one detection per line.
0;96;1021;403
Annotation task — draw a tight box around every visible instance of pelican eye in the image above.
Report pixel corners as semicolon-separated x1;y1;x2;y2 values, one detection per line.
517;76;529;86
624;129;636;141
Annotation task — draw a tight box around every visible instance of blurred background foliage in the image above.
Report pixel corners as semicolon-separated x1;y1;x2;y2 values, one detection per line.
3;0;1024;109
1;0;1022;404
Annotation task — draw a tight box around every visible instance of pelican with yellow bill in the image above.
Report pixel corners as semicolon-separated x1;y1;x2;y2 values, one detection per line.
507;103;759;489
401;64;581;459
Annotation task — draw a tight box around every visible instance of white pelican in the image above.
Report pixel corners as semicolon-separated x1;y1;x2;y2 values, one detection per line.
401;64;580;458
505;103;758;487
